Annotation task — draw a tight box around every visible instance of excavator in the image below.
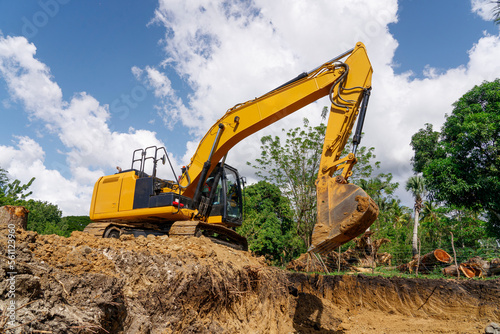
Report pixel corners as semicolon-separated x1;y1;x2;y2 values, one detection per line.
84;42;379;255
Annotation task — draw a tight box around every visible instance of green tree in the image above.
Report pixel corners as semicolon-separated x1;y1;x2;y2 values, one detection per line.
0;168;35;205
410;123;440;173
61;216;92;235
249;117;385;248
0;168;94;237
357;172;399;208
237;181;304;264
248;118;325;248
411;80;500;237
23;199;63;235
405;175;426;256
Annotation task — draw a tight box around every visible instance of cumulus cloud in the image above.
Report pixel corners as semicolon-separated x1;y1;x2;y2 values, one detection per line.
147;0;500;205
363;33;500;204
148;0;399;165
132;65;189;130
471;0;498;21
0;35;166;215
2;0;500;215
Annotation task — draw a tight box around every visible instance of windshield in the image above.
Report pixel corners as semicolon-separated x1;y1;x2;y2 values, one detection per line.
224;168;241;220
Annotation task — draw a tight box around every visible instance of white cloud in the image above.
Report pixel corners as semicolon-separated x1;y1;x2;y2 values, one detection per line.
150;0;400;167
471;0;497;21
0;35;167;215
132;65;189;130
149;0;500;207
362;33;500;204
2;1;500;216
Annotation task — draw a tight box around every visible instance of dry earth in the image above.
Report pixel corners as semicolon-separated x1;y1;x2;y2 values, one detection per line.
0;228;499;333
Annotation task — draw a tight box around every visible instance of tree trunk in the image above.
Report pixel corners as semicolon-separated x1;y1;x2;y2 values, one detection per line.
420;249;452;266
0;205;29;230
461;257;500;277
411;209;420;256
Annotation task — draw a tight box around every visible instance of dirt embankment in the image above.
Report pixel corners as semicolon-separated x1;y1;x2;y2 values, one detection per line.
1;228;499;333
289;273;500;333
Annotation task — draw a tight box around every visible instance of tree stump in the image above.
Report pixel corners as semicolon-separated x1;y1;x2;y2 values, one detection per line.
0;205;29;230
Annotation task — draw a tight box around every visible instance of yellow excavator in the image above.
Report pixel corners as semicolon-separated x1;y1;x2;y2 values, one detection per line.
84;42;379;255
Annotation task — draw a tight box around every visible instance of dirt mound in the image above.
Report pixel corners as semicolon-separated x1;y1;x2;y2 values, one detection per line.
1;229;292;333
1;227;499;333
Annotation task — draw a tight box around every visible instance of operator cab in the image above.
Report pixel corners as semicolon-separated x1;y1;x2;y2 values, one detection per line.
199;163;243;226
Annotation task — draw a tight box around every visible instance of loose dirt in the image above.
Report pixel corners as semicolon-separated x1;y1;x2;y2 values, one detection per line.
1;228;499;333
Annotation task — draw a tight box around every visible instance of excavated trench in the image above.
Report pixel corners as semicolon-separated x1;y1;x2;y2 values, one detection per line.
0;228;499;333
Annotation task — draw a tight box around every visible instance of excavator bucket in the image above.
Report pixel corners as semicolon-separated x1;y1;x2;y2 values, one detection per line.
309;177;379;255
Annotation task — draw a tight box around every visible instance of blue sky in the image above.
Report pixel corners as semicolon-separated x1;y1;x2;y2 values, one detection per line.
0;0;499;215
392;0;498;74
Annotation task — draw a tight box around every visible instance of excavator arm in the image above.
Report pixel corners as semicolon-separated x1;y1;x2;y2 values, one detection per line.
177;42;378;254
179;42;373;197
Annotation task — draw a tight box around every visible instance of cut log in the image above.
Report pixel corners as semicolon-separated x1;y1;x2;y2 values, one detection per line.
398;249;452;274
444;257;500;278
420;249;452;266
0;205;29;230
465;256;488;277
442;264;460;277
459;256;500;277
489;259;500;276
459;263;481;278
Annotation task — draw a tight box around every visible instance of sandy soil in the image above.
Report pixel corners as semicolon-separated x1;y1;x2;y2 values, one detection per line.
0;228;498;333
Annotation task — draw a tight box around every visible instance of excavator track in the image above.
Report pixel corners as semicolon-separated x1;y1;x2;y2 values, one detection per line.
83;222;113;238
84;220;248;251
169;220;248;251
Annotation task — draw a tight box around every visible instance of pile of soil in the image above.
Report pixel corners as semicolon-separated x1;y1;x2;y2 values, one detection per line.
0;229;291;333
1;227;499;333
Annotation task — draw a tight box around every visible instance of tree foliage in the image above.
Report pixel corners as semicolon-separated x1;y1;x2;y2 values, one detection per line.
410;123;440;173
248;115;404;255
0;167;34;204
494;1;500;25
237;181;305;264
0;167;89;237
410;79;500;234
248;118;325;248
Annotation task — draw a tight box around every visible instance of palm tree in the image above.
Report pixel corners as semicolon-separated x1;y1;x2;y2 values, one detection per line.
388;198;411;230
405;176;426;256
494;1;500;25
419;200;446;248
